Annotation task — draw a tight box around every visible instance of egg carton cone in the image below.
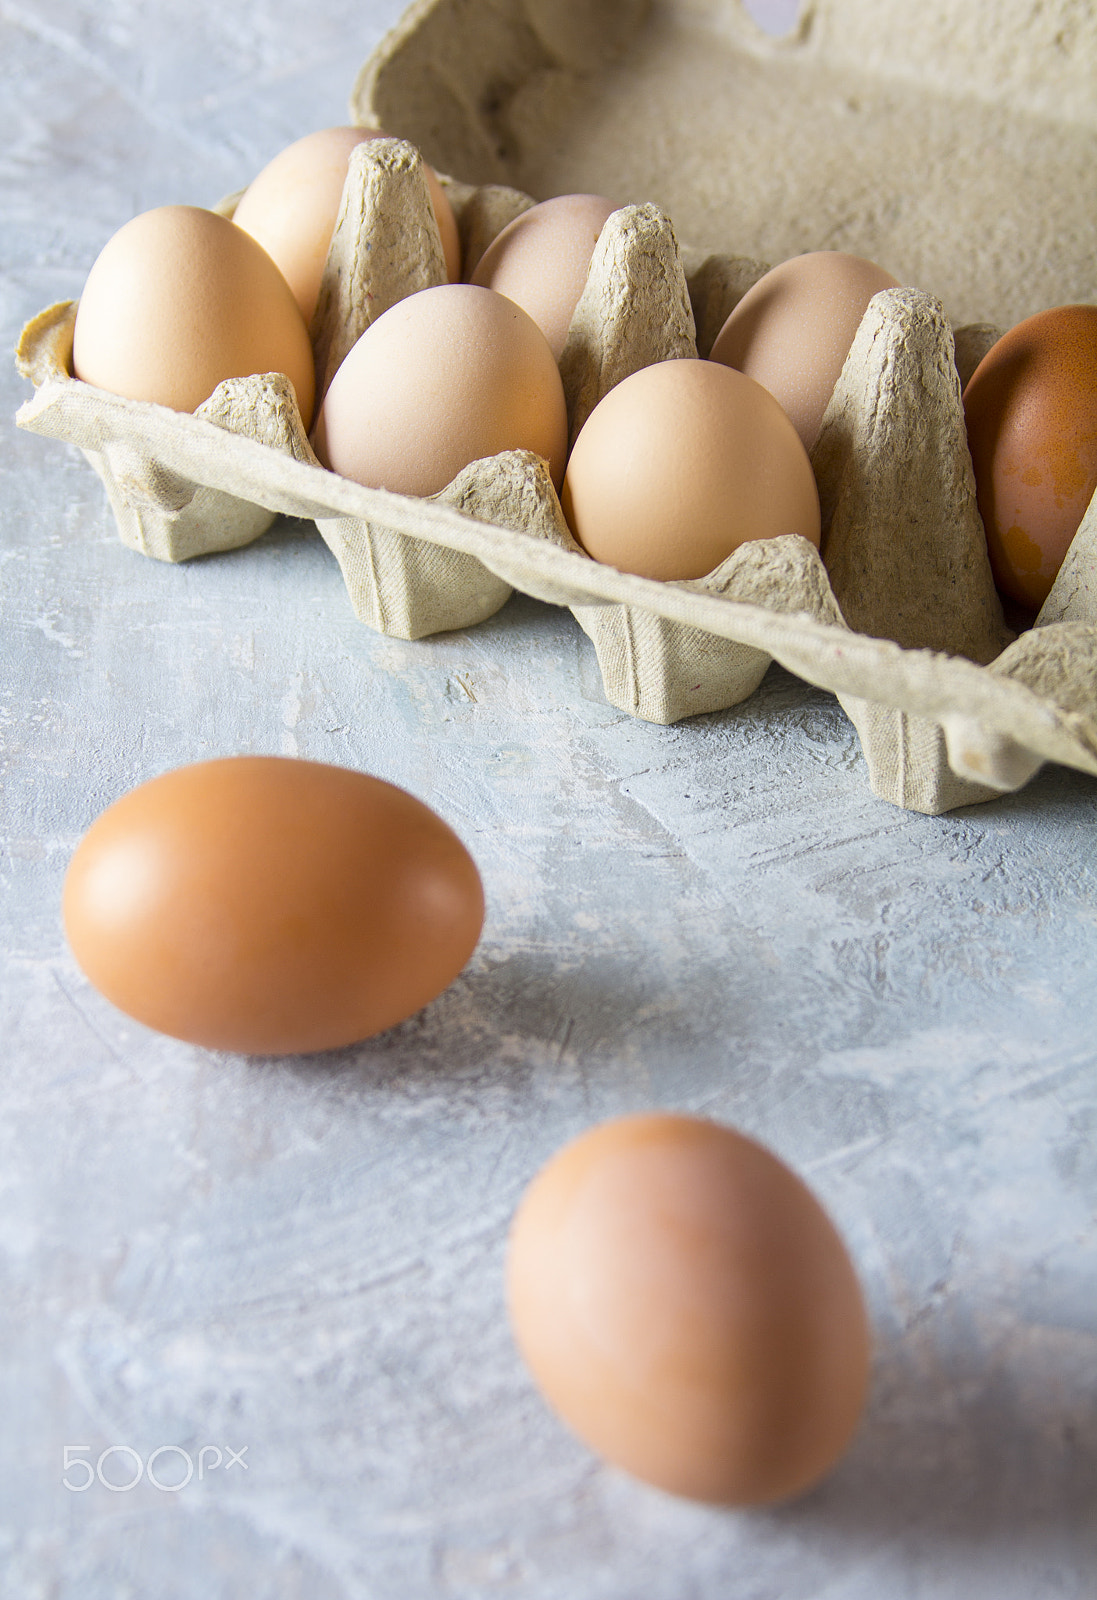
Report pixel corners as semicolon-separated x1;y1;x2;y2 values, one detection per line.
14;0;1097;814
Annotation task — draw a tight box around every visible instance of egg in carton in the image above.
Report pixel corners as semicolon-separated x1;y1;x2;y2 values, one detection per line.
15;0;1097;815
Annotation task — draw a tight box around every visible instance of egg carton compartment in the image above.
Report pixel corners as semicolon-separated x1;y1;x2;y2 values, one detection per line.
15;0;1097;814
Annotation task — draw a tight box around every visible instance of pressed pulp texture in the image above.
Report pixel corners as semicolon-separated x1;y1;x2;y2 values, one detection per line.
17;1;1097;813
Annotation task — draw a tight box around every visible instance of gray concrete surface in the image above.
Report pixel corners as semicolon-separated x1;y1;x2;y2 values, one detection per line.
2;3;1095;1596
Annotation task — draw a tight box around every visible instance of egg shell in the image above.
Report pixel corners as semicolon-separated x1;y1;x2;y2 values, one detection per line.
507;1113;871;1507
232;126;462;323
963;304;1097;613
470;193;618;359
708;251;901;452
72;205;315;428
312;283;569;495
561;357;821;581
62;757;484;1056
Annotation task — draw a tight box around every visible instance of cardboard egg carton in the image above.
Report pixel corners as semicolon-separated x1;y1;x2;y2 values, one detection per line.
15;0;1097;813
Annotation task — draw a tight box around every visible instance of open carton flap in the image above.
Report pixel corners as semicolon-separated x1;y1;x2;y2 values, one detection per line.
357;0;1097;330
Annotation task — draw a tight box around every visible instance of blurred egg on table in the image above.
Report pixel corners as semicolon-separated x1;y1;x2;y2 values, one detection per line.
708;250;901;452
62;757;484;1056
963;303;1097;613
312;283;568;494
561;357;820;580
231;126;462;322
507;1113;871;1506
469;193;617;359
72;205;316;427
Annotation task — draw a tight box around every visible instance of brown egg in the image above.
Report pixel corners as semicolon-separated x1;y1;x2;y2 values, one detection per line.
507;1114;871;1506
312;284;569;494
232;126;462;322
62;757;484;1056
561;358;820;580
470;193;617;360
72;205;315;427
709;251;901;452
963;304;1097;613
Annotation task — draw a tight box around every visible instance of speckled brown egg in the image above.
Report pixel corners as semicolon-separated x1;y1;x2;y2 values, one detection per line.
232;126;462;323
709;251;901;452
470;193;617;359
963;304;1097;613
507;1114;871;1506
72;205;315;426
62;757;484;1056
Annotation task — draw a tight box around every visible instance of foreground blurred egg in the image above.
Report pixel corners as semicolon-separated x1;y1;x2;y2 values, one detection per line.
562;358;820;580
232;126;461;323
62;758;484;1056
709;250;901;452
72;205;315;427
507;1114;871;1506
313;284;568;494
470;193;617;359
963;304;1097;613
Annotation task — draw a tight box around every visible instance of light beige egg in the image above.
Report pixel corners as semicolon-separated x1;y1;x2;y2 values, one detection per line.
709;250;901;452
72;204;315;427
470;193;617;360
312;284;569;496
562;357;820;581
232;126;462;323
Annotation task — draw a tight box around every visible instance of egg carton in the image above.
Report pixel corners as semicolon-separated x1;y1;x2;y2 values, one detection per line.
15;0;1097;814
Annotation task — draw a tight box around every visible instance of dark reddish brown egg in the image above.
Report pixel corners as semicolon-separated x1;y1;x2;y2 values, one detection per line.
963;304;1097;613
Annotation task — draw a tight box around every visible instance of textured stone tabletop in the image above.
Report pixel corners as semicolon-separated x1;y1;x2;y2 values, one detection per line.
2;3;1095;1596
